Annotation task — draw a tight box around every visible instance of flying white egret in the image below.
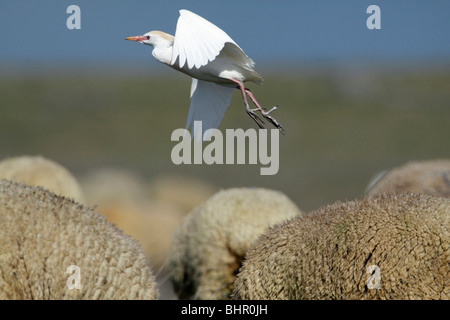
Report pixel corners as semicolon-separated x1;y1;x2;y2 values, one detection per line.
125;9;283;138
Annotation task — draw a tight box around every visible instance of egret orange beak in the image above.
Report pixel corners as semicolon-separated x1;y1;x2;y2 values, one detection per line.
125;35;148;42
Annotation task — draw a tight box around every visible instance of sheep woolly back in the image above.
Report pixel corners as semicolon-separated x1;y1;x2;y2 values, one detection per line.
0;155;85;204
167;188;303;300
366;159;450;198
0;180;158;300
233;193;449;300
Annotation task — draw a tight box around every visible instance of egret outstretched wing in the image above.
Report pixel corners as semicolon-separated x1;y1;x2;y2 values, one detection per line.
186;79;235;140
172;9;249;69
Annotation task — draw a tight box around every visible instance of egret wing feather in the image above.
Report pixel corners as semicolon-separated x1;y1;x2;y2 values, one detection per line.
222;42;255;70
186;79;235;140
172;9;237;69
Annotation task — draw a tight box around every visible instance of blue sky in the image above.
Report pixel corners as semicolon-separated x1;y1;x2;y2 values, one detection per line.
1;0;449;68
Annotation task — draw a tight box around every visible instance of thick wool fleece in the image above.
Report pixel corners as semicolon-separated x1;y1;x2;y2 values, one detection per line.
167;188;303;300
0;180;158;300
233;193;449;300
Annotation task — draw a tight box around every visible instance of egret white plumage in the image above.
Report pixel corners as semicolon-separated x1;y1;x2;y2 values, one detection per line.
125;9;284;138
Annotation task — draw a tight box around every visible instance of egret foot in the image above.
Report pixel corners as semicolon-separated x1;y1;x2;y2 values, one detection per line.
232;79;284;132
263;110;284;133
255;105;284;133
245;104;265;129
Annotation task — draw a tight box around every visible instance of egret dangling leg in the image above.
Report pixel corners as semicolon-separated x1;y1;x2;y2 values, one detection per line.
232;79;284;132
233;80;265;129
245;88;284;133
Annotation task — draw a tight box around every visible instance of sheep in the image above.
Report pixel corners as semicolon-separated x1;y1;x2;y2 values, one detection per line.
0;155;85;204
232;193;449;300
96;200;183;273
79;168;185;272
147;175;218;214
79;167;150;205
0;179;159;299
167;187;303;300
366;159;450;198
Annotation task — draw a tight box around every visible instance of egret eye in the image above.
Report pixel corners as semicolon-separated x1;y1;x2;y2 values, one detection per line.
146;36;150;40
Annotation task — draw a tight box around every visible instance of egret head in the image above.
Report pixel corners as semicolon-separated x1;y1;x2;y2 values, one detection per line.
125;31;174;47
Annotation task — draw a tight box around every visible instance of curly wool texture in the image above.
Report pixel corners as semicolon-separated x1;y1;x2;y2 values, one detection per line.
167;188;303;300
367;159;450;198
233;193;449;300
0;155;85;204
0;180;158;300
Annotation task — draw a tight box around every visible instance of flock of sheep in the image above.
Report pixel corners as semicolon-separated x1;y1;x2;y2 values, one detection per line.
0;155;448;299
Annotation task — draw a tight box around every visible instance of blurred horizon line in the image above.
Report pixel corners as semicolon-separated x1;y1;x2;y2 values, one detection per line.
1;57;450;78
